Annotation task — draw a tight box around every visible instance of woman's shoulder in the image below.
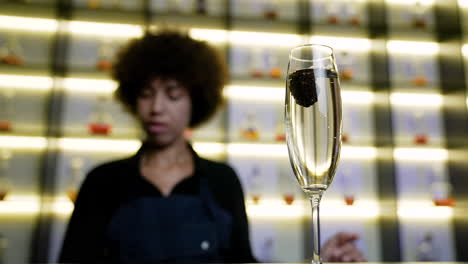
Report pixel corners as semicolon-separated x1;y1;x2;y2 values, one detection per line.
198;158;237;180
198;157;243;192
84;156;137;184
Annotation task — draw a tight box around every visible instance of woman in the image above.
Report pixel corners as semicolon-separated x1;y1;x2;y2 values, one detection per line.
59;29;365;263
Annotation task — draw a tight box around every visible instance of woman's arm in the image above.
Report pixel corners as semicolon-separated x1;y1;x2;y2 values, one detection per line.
59;168;113;263
321;232;367;262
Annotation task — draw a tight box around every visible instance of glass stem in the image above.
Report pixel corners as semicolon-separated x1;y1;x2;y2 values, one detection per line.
309;193;323;264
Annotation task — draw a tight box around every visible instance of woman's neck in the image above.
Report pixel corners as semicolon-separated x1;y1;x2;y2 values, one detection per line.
141;138;192;168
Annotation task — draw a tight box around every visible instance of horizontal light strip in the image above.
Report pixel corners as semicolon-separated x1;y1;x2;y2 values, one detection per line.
0;15;58;32
0;196;72;216
0;197;378;219
0;136;48;150
191;28;302;46
246;202;306;219
192;142;226;156
56;138;225;157
246;199;380;219
310;36;371;52
225;85;375;105
459;0;468;9
52;196;75;216
343;146;378;159
0;198;453;220
66;21;143;38
227;143;286;158
390;93;443;107
0;201;40;215
0;195;40;215
56;138;141;153
229;31;301;47
398;201;453;219
189;28;228;44
224;85;283;102
4;137;443;162
394;147;448;161
386;0;434;5
387;40;439;55
227;143;377;160
342;91;375;105
0;74;53;91
62;78;117;94
462;44;468;57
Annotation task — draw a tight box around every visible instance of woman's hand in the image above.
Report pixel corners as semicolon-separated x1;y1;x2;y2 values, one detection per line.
321;232;367;262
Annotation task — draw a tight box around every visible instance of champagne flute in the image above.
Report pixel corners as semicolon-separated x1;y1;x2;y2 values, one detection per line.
285;44;342;264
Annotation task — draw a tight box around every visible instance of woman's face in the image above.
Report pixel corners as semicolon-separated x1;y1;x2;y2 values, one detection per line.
136;78;192;147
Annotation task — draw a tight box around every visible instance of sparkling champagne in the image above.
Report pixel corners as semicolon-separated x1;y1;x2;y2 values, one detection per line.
285;68;342;195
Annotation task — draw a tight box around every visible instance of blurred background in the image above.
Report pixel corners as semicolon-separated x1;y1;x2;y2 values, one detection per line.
1;0;468;263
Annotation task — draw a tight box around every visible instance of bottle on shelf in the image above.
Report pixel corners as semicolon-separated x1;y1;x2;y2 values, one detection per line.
417;232;437;261
0;34;24;66
87;0;101;9
338;51;355;81
431;181;455;206
426;165;455;207
342;108;360;144
340;165;355;206
411;0;428;29
250;48;265;78
195;0;206;15
168;0;182;14
344;3;361;26
274;120;285;142
240;112;260;141
88;95;113;136
412;111;429;145
278;162;296;205
326;2;340;24
0;149;12;202
111;0;121;10
0;88;14;132
248;165;262;204
262;0;278;20
96;39;114;71
411;61;429;87
67;158;85;203
282;179;296;206
266;50;281;79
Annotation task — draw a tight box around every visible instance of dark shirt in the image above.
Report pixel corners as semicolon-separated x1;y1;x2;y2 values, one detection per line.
59;145;257;263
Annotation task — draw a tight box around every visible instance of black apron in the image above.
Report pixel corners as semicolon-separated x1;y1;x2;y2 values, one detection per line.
107;177;233;263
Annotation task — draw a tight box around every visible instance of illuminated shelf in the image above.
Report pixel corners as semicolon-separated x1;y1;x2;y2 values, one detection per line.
0;136;48;150
0;15;58;33
225;85;375;105
393;147;448;161
461;44;468;57
61;77;117;94
0;74;53;91
390;92;443;107
65;20;143;38
0;136;451;162
226;143;377;160
459;0;468;8
309;36;372;52
397;201;453;219
0;196;453;220
387;40;439;55
0;195;71;216
385;0;435;5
